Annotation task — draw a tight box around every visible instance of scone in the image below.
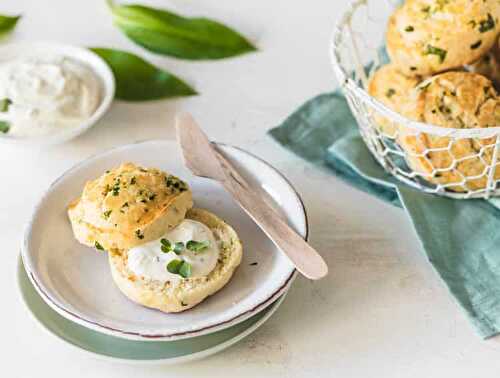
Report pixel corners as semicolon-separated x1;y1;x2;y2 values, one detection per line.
399;71;500;191
68;162;193;251
108;208;243;313
367;63;422;137
386;0;499;76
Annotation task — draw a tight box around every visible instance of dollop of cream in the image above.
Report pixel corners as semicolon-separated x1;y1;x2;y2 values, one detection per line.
0;55;101;137
127;219;220;283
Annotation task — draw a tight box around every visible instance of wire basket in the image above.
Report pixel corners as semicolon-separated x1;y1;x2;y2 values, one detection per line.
329;0;500;199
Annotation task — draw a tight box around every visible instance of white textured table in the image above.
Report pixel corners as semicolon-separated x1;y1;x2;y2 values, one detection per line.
4;0;500;376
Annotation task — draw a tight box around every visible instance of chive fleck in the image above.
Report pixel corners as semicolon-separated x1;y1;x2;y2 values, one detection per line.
103;210;112;219
130;177;136;185
94;241;105;251
470;40;482;49
186;240;210;252
479;13;495;33
404;25;414;32
385;88;396;98
423;45;447;63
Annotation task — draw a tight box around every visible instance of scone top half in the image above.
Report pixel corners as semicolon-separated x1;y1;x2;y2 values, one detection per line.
68;162;193;251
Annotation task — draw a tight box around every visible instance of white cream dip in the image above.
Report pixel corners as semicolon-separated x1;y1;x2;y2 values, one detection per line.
0;55;101;137
127;219;220;282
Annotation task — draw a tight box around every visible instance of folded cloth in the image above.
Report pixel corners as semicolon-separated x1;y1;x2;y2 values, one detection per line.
270;91;500;338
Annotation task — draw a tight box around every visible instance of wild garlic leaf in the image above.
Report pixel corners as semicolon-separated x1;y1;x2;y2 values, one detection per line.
107;0;256;60
0;14;20;37
178;261;192;278
90;48;196;101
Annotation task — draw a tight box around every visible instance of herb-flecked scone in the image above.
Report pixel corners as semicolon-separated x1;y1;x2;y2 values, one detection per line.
68;162;193;251
399;71;500;192
367;63;422;137
108;208;243;313
386;0;499;77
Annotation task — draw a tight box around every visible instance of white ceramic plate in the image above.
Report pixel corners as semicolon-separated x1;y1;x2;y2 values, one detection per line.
22;140;307;341
0;42;115;146
18;256;288;365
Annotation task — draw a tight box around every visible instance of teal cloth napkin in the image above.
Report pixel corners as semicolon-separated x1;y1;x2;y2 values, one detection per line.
270;92;500;338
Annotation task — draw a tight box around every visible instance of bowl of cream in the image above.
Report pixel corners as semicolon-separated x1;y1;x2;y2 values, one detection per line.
0;42;115;146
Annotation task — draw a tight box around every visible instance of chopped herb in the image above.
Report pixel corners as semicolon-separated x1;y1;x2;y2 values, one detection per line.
470;40;482;49
105;170;110;174
130;177;136;185
167;259;183;273
421;5;431;16
103;210;112;219
0;98;12;112
149;193;156;201
468;20;477;28
410;66;417;71
479;13;495;33
0;121;10;134
250;262;258;266
181;301;188;307
166;259;192;278
186;240;210;252
178;262;192;278
121;202;129;209
385;88;396;98
404;25;414;32
160;238;171;253
94;241;105;250
173;242;184;254
135;229;144;239
423;45;447;63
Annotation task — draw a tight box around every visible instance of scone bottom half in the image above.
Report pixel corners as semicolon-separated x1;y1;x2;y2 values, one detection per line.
108;208;243;313
67;162;194;252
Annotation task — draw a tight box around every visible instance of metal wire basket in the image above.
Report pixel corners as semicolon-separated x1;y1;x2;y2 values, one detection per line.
329;0;500;199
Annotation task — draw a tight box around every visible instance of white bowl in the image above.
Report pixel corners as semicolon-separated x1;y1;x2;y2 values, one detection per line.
0;42;115;146
22;140;306;341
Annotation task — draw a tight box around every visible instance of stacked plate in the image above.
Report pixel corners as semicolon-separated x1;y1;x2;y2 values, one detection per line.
19;140;308;364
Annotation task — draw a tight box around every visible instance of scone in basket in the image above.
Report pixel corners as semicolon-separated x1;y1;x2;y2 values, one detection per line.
330;0;500;199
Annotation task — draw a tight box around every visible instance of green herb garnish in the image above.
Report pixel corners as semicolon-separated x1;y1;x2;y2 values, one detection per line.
423;45;447;63
130;177;136;185
404;25;414;32
470;40;482;50
0;121;9;134
160;238;171;253
186;240;210;252
166;259;192;278
0;98;11;112
94;241;105;250
173;242;184;254
479;13;495;33
135;229;144;239
0;14;20;37
103;210;112;219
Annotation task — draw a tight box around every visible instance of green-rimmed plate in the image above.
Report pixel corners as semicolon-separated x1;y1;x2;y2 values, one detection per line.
17;257;287;365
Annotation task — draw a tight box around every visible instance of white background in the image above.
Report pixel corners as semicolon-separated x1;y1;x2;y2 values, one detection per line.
3;0;500;377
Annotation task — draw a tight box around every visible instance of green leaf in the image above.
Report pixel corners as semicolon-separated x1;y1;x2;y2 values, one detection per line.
90;48;197;101
0;14;20;37
166;259;183;274
94;241;105;251
186;240;209;252
107;0;256;60
173;242;184;254
0;121;10;134
178;262;192;278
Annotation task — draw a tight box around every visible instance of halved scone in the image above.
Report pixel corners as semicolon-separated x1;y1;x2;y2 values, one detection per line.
68;162;193;251
108;208;243;313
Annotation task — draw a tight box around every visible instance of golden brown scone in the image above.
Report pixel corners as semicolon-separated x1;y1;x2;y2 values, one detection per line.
400;71;500;191
466;39;500;89
68;163;193;251
108;208;243;313
367;63;422;137
386;0;499;77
